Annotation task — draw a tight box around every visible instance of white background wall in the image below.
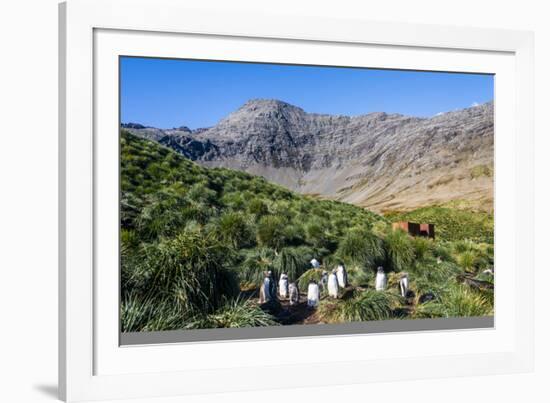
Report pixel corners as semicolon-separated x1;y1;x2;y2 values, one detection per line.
0;0;547;402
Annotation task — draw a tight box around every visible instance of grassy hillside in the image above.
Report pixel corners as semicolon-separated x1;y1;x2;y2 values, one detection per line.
385;206;493;243
122;131;385;331
121;131;494;332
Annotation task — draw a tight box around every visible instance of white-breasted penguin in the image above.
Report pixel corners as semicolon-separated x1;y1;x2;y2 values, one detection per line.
279;273;289;299
375;266;387;291
289;282;300;306
307;282;320;308
258;271;275;303
336;264;348;288
258;271;266;303
327;269;339;298
399;273;409;298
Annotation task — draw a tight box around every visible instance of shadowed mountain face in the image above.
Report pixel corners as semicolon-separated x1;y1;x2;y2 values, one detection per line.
124;99;494;213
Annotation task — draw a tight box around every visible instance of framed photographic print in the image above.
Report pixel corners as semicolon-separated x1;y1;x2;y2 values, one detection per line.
118;57;496;345
59;0;534;401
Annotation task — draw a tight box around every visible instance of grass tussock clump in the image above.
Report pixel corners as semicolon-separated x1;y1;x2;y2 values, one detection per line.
186;298;278;329
121;228;241;332
383;229;414;272
345;265;374;287
274;247;311;281
470;164;493;179
318;290;397;323
336;228;384;269
121;293;184;332
297;268;324;291
412;285;493;319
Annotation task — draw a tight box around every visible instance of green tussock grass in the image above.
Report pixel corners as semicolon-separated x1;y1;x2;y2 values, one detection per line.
412;285;493;319
185;297;279;329
297;268;324;291
470;164;493;179
318;290;399;323
386;206;493;243
121;130;494;331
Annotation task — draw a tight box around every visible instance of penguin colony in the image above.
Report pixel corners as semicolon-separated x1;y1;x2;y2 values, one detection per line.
259;260;410;308
258;262;348;307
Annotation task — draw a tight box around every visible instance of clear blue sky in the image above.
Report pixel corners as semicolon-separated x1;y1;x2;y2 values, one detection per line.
120;56;494;129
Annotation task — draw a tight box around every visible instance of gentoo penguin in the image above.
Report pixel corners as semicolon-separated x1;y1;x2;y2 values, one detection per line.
258;276;267;303
310;258;320;269
278;273;289;299
375;266;387;291
289;283;300;306
268;271;277;300
419;292;436;304
327;269;339;298
319;270;329;293
258;271;276;303
399;273;409;298
307;281;320;308
336;264;348;288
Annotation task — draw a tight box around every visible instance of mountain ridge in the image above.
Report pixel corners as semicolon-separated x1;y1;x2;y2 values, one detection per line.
123;99;494;213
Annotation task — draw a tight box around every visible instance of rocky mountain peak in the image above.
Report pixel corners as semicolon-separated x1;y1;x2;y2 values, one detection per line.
121;122;147;129
218;98;306;126
173;125;192;133
240;98;302;112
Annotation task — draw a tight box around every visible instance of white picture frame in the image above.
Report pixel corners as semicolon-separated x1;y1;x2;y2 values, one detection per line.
59;0;534;401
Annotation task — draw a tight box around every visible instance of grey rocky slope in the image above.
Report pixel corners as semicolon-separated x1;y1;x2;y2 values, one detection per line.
124;99;494;213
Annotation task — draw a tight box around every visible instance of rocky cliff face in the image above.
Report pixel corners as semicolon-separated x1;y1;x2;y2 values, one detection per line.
123;99;494;213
